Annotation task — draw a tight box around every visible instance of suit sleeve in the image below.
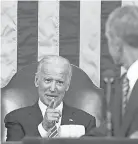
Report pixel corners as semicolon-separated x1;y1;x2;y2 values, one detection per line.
85;115;96;134
4;113;25;141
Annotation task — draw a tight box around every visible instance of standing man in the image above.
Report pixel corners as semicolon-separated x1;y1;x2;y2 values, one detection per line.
105;5;138;138
4;55;96;141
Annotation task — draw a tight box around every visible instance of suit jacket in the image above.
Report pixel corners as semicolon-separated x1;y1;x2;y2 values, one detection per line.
83;79;138;138
4;102;96;141
112;79;138;137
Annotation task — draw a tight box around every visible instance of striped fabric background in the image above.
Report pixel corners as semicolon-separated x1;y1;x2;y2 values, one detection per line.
1;0;138;89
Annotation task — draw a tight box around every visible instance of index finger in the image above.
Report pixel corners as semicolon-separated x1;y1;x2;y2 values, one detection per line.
48;98;55;109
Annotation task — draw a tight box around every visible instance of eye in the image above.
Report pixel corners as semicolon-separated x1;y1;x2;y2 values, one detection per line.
44;78;52;83
57;81;64;85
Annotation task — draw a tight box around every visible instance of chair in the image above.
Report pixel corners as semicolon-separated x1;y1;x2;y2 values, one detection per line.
1;63;104;141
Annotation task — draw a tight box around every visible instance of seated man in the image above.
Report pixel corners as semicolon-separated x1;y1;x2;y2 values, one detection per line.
4;55;96;141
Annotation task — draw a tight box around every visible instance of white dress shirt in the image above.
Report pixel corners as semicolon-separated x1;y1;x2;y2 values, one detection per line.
38;99;63;137
126;60;138;100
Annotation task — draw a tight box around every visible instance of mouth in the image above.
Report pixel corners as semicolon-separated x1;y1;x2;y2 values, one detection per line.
45;94;58;98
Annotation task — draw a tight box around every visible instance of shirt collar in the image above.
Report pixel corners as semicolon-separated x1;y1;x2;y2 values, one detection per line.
127;60;138;89
38;99;63;117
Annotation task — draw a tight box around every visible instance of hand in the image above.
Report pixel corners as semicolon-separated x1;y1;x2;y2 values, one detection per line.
129;131;138;139
42;99;61;131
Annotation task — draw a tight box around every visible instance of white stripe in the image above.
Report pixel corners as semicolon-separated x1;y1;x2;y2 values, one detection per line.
122;0;138;6
38;0;59;61
1;1;18;141
79;0;101;87
1;1;17;88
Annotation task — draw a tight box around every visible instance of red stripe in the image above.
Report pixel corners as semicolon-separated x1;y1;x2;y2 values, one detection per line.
100;0;121;131
100;1;121;88
59;1;80;66
17;1;38;71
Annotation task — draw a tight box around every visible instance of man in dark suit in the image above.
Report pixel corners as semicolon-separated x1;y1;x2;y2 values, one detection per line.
105;5;138;138
4;55;96;141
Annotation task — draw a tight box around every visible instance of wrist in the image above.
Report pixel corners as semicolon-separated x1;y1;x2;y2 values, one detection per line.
42;120;54;131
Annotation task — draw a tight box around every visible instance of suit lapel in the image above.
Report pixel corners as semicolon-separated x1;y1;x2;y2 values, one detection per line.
120;80;138;136
61;103;77;125
28;102;43;137
111;78;122;136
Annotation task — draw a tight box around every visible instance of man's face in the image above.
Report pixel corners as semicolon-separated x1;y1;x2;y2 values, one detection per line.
35;63;70;107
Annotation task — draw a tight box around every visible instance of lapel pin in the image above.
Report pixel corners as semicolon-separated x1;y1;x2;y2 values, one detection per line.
69;118;73;122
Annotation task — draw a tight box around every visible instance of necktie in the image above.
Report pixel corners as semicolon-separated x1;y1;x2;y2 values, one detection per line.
48;122;58;138
122;73;130;116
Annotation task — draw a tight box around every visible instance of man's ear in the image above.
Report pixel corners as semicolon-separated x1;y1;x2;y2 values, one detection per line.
34;75;39;87
65;81;70;91
66;75;72;91
66;85;69;91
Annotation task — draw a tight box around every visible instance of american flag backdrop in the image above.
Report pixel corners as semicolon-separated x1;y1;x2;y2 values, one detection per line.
1;0;138;89
1;0;138;141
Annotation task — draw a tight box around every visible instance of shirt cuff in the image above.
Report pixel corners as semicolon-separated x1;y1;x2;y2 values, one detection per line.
38;122;48;137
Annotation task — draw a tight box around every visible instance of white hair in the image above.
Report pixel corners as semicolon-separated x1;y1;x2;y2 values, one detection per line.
105;5;138;48
36;55;72;84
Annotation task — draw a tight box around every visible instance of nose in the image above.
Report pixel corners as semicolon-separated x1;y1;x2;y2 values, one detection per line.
50;81;56;92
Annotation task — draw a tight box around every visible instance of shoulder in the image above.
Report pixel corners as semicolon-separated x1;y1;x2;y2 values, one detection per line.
4;105;34;123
